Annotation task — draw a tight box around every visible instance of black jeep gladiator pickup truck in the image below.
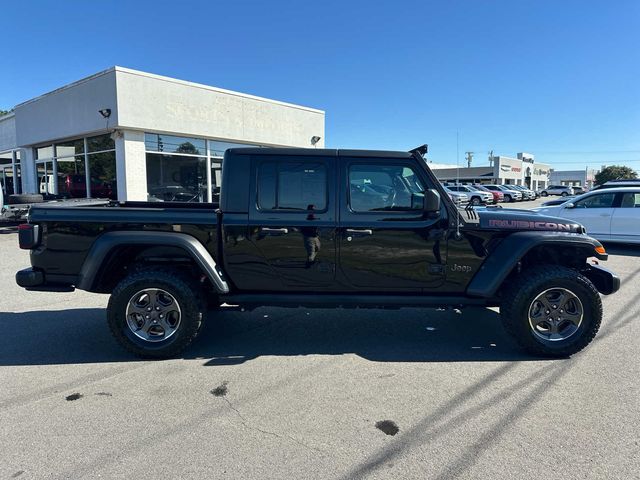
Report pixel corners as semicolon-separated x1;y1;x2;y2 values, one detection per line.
16;146;620;358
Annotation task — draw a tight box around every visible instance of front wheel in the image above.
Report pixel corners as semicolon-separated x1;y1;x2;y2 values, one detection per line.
500;266;602;357
541;191;548;197
561;192;568;197
505;194;513;202
107;269;205;358
471;196;481;206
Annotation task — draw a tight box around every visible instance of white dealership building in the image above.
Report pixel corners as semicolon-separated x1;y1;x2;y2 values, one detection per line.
431;153;550;190
0;67;325;202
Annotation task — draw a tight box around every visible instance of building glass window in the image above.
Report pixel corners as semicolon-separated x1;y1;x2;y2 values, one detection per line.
55;139;84;157
88;151;117;199
209;140;261;157
35;145;54;160
37;161;56;195
145;133;206;155
0;151;17;196
56;155;86;198
146;153;207;202
87;133;115;153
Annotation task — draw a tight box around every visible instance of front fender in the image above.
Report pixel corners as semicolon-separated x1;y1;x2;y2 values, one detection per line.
466;231;607;298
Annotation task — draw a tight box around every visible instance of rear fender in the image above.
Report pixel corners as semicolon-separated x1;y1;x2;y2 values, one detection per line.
77;231;229;293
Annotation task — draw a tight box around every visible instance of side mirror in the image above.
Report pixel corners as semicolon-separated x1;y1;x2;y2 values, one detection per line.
564;202;575;209
424;189;441;214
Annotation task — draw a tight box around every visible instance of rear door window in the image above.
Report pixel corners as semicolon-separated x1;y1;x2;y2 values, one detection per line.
257;162;327;211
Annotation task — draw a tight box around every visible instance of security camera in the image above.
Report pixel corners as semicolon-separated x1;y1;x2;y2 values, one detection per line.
99;108;112;118
310;136;321;146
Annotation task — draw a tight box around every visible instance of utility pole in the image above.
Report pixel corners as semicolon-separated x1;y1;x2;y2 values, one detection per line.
465;151;474;168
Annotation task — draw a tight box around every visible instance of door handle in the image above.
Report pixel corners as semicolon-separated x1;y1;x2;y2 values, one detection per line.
260;227;289;235
345;229;373;236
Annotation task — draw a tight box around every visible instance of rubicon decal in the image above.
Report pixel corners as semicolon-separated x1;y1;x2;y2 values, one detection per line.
487;219;573;231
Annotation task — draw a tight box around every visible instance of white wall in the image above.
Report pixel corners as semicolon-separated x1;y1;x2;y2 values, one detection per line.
115;68;325;148
0;114;17;151
14;69;118;147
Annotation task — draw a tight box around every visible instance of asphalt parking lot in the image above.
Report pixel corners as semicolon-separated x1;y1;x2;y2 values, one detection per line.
0;209;638;480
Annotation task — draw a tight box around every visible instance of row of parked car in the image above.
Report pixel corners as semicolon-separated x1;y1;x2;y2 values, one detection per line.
441;183;539;205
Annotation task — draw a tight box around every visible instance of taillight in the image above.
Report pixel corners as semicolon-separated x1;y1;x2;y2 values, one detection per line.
18;223;40;250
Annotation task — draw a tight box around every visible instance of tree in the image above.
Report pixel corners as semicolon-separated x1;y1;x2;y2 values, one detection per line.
176;142;200;155
595;165;638;185
0;109;12;117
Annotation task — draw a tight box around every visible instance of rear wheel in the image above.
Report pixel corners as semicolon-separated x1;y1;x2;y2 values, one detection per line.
107;268;204;358
541;191;548;197
501;266;602;357
561;191;569;197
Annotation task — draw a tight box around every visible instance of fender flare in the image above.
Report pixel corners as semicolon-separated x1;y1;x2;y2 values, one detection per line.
76;231;229;293
466;231;606;298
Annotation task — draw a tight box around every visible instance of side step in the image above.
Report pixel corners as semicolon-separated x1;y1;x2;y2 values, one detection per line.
218;293;490;310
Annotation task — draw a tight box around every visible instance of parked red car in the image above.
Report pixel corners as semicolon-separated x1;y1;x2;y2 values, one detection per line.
62;174;114;199
472;184;504;203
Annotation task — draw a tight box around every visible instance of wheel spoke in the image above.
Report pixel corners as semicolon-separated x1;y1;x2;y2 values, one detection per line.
562;310;582;326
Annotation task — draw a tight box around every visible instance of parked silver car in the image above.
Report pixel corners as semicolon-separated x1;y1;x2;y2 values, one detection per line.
445;184;493;205
442;186;469;206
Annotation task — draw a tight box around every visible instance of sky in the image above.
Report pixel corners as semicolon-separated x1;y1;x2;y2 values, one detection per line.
1;0;639;170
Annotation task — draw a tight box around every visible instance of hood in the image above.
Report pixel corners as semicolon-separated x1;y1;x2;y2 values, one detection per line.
461;207;584;233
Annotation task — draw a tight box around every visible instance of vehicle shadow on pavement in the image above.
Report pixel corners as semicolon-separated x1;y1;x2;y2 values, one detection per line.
191;306;540;364
0;306;543;366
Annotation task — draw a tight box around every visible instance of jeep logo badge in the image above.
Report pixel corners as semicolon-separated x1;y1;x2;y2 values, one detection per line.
451;264;472;273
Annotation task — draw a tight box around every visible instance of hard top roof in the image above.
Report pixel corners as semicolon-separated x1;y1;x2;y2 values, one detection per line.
226;147;414;159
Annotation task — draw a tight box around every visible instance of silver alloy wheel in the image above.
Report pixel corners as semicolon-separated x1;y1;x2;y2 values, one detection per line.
126;288;182;342
528;287;583;342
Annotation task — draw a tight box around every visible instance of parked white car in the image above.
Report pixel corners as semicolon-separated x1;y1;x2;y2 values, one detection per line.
540;185;574;197
532;187;640;244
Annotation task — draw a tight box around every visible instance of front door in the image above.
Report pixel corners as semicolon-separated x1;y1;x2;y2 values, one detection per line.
247;155;337;290
338;159;447;292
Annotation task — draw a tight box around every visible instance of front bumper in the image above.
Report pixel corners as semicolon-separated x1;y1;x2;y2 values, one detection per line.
583;264;620;295
16;268;75;292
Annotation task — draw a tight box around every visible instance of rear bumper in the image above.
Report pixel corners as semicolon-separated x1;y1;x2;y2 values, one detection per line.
583;264;620;295
16;268;75;292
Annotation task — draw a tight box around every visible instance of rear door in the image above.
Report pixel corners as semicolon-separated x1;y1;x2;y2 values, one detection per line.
337;157;448;291
610;191;640;242
247;155;337;290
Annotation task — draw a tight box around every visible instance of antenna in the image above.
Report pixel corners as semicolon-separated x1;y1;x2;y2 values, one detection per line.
455;130;462;239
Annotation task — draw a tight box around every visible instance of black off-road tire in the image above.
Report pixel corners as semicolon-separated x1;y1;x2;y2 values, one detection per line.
8;193;43;205
107;268;205;359
501;265;602;357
